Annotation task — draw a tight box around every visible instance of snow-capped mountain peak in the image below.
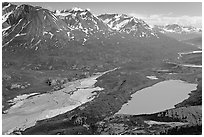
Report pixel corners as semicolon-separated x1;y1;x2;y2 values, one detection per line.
2;3;73;49
98;13;158;38
54;8;111;33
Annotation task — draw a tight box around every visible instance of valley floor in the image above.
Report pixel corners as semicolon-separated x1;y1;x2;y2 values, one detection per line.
2;49;202;135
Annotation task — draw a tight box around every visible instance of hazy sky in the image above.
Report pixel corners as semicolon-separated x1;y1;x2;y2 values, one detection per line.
12;2;202;27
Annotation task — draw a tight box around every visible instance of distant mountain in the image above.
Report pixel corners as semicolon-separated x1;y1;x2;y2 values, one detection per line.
98;14;159;38
153;24;202;41
154;24;201;34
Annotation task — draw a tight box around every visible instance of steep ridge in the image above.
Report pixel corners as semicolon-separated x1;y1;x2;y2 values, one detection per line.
2;2;17;28
54;8;118;45
54;8;112;33
2;3;72;49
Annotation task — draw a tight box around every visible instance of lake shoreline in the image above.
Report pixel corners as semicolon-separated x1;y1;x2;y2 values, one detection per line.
116;80;197;115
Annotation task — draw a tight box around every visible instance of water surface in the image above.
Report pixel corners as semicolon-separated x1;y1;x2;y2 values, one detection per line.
117;80;197;115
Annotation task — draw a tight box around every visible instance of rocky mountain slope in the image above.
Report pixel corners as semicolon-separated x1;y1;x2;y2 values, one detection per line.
2;3;72;49
98;13;159;38
53;8;118;45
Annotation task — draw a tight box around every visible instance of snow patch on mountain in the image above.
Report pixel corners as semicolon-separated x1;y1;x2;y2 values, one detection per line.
2;11;13;24
3;3;11;10
71;7;84;12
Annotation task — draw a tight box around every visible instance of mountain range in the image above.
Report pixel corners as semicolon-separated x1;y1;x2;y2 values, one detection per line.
3;2;201;48
2;2;202;135
2;2;195;71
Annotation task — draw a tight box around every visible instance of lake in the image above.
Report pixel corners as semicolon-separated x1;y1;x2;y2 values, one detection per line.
116;80;197;115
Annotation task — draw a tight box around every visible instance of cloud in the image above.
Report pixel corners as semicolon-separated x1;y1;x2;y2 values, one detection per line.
128;13;202;28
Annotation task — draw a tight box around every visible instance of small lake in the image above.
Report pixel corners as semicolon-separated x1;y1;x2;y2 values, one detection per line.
116;80;197;115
